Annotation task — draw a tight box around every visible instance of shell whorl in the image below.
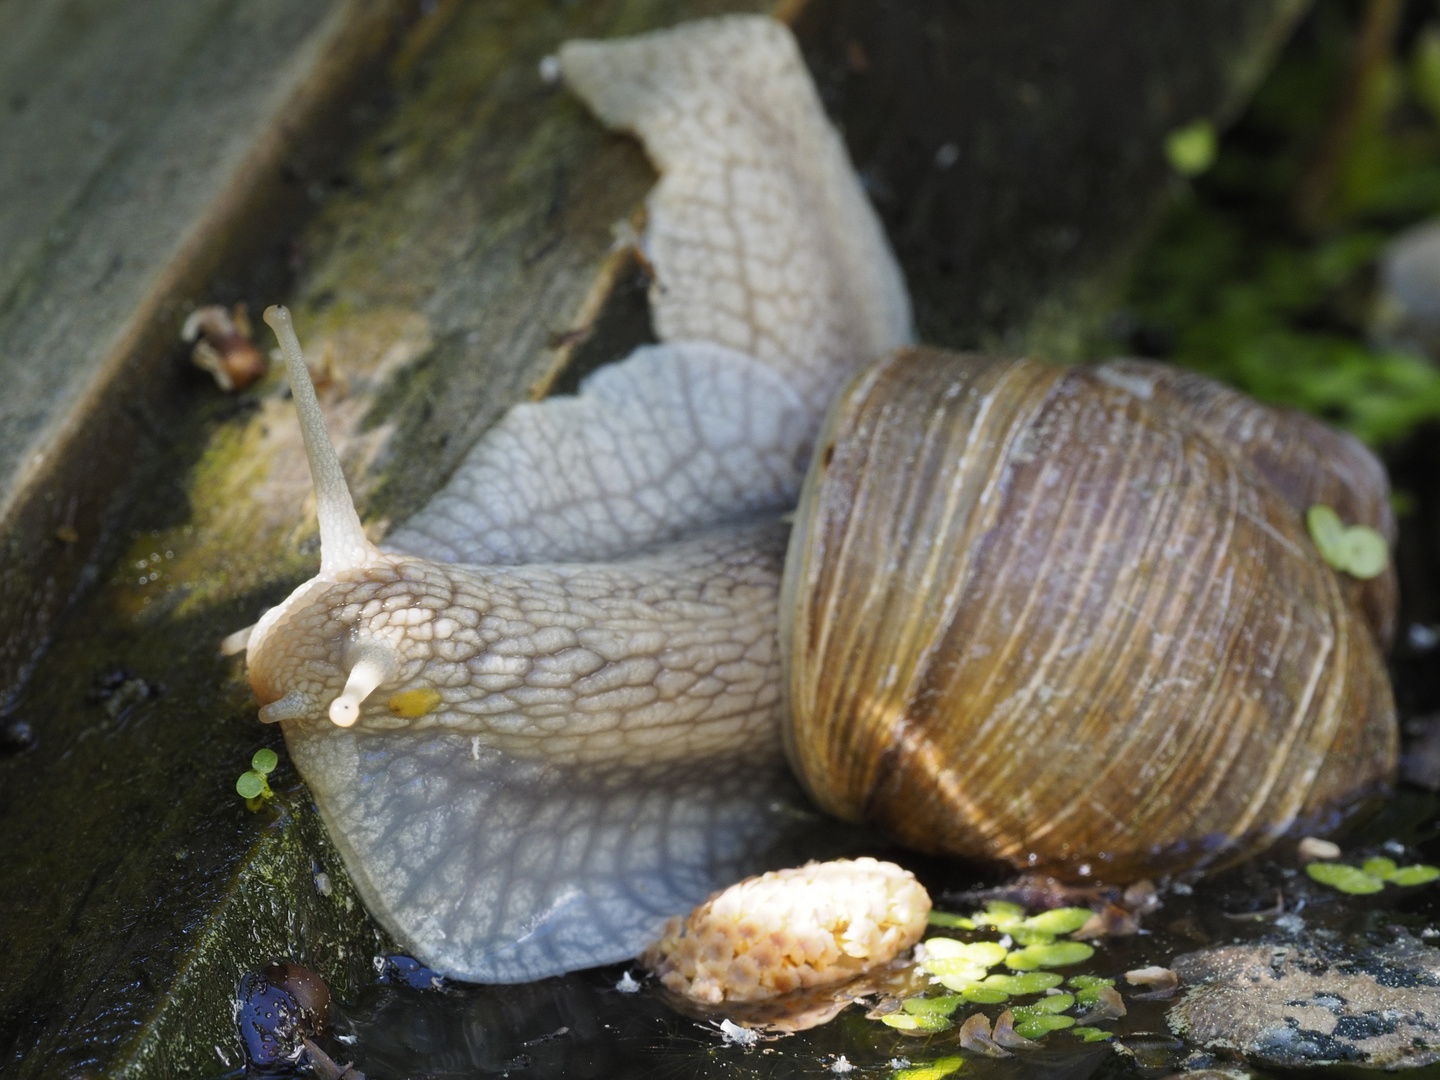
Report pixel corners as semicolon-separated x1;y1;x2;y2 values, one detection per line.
782;348;1396;880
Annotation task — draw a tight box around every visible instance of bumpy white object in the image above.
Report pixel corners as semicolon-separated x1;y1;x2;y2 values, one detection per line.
641;858;931;1003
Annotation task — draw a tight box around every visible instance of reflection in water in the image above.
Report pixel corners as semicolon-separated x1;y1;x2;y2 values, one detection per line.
333;964;1118;1080
237;794;1440;1080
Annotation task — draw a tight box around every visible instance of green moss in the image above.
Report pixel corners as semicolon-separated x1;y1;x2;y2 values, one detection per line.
1113;0;1440;446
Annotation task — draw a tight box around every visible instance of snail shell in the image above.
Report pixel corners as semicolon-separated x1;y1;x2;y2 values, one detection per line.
782;348;1396;879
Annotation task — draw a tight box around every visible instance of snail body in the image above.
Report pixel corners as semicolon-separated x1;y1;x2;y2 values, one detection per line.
244;17;1396;983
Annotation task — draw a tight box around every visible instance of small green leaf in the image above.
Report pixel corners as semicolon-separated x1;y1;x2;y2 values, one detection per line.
893;1056;964;1080
236;771;265;799
924;939;1008;967
903;995;963;1018
925;958;990;983
927;911;975;929
1071;1026;1114;1042
1165;119;1217;177
1068;975;1115;990
1342;527;1388;579
1005;942;1095;970
251;748;279;775
1012;1014;1075;1039
959;985;1011;1004
1016;993;1074;1014
1022;908;1094;936
981;972;1065;995
1307;505;1388;579
1362;856;1399;881
972;900;1025;929
1306;861;1386;894
881;1012;952;1033
932;969;989;992
1391;864;1440;887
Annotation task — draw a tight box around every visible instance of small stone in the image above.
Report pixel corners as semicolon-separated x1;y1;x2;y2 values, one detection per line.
1297;837;1340;861
1169;939;1440;1068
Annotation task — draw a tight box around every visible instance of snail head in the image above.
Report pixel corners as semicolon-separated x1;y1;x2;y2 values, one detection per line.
243;307;468;732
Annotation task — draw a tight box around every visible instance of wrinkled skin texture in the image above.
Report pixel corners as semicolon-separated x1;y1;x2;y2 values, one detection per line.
247;16;913;982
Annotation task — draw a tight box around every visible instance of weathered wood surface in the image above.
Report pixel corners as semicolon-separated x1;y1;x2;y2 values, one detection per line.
0;0;1306;1076
0;0;423;706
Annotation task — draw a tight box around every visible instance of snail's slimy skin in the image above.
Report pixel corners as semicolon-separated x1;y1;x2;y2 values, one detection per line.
251;525;808;981
245;16;912;982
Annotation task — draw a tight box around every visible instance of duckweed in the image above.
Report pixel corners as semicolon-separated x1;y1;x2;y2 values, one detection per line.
1306;862;1385;893
1068;975;1116;1005
881;1012;952;1033
1307;859;1440;893
980;972;1065;995
902;995;963;1018
1004;942;1095;970
924;940;1009;967
1071;1026;1115;1042
1011;1012;1076;1038
927;911;975;929
1306;505;1388;579
1022;908;1094;936
893;1056;963;1079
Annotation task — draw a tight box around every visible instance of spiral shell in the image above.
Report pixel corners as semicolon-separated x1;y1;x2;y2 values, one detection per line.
780;348;1397;880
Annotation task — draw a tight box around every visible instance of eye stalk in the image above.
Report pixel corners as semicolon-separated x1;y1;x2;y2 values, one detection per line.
262;305;379;579
329;639;399;728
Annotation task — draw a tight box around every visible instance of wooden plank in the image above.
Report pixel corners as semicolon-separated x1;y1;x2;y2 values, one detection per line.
0;0;422;701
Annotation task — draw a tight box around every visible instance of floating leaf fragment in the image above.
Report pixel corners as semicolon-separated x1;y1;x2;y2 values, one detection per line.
958;985;1010;1004
972;900;1025;929
1363;856;1399;880
927;912;975;929
1306;505;1388;579
903;995;963;1018
982;972;1065;995
1072;1026;1114;1042
992;1010;1039;1049
1020;993;1074;1014
1391;864;1440;886
1022;908;1094;935
958;1013;1010;1057
1005;942;1094;970
924;939;1008;967
882;1012;952;1033
929;964;991;991
893;1057;963;1080
1012;1013;1076;1039
1306;861;1386;894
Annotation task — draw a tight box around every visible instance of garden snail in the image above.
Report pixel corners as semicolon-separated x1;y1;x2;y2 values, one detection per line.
241;16;1397;984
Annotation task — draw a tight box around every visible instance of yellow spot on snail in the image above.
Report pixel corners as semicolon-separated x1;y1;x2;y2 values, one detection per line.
387;687;443;718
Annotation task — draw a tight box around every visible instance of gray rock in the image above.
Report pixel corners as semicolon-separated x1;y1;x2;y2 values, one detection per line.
1169;937;1440;1068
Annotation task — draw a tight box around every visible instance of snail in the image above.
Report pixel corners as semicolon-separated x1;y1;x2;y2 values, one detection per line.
240;16;1397;984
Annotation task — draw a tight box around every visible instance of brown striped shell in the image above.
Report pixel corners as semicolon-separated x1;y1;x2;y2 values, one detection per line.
779;348;1397;881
